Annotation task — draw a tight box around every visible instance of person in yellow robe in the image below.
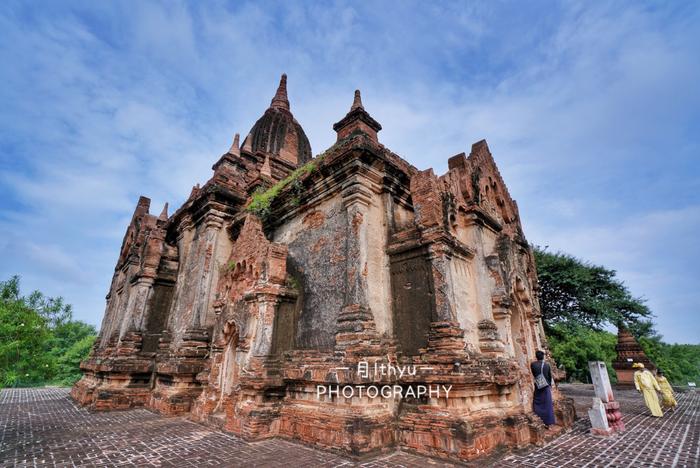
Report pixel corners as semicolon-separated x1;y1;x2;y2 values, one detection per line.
656;370;677;410
633;363;663;417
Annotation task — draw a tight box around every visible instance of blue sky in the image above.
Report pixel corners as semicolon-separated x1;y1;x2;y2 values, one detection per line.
1;1;698;343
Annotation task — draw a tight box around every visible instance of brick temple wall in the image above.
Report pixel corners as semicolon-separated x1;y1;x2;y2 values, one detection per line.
72;77;575;463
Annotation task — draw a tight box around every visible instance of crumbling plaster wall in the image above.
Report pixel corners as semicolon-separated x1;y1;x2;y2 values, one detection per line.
99;272;127;347
364;192;392;336
272;194;347;349
446;255;481;347
167;220;233;344
463;222;499;325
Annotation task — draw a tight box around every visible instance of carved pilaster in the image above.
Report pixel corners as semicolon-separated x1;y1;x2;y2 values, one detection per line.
192;213;225;328
492;294;513;354
425;242;457;323
120;276;155;340
337;177;380;347
477;319;506;355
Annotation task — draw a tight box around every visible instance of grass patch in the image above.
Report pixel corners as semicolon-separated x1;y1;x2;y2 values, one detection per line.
247;153;327;219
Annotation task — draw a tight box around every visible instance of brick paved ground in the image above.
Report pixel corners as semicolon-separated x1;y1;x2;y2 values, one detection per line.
0;385;697;467
500;385;699;468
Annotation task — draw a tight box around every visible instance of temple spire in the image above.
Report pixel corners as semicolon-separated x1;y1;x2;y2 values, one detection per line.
270;73;290;110
332;88;382;143
158;202;169;221
228;133;240;156
260;154;272;178
351;89;364;111
242;133;253;153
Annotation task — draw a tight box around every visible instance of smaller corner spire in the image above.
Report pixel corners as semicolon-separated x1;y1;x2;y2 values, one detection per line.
351;89;364;111
189;184;201;200
228;133;240;156
332;89;382;143
270;73;290;110
136;196;151;212
132;196;151;220
242;133;253;153
260;154;272;178
158;202;169;221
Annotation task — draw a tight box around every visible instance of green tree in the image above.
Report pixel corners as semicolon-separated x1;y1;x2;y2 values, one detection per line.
638;333;700;385
548;324;619;383
48;319;97;385
533;247;641;382
54;335;96;386
0;276;97;388
534;247;651;331
535;248;699;385
0;276;54;386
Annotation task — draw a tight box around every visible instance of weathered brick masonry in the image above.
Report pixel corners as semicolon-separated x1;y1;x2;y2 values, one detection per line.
72;75;575;463
612;325;656;386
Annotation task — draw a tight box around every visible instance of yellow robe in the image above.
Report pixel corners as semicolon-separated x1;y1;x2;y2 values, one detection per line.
657;376;677;408
634;370;663;417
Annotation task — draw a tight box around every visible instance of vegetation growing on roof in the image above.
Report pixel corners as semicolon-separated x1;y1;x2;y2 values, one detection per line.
245;130;378;221
246;151;328;220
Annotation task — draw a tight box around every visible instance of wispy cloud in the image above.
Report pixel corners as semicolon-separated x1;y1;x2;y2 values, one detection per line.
0;1;698;343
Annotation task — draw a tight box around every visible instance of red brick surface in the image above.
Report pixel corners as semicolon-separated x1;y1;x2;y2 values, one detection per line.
501;384;698;468
2;385;698;467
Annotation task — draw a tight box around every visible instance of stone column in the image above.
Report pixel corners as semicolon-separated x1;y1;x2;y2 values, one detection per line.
122;277;155;337
528;315;543;357
251;295;279;358
492;299;513;355
192;212;225;328
250;243;288;358
336;176;379;347
589;361;613;402
116;273;155;356
426;242;456;322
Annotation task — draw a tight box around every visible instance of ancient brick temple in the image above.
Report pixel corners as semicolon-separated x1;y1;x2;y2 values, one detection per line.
72;75;575;462
612;325;656;386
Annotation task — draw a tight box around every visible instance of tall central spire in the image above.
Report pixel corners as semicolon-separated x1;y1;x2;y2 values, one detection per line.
244;73;312;165
270;73;290;110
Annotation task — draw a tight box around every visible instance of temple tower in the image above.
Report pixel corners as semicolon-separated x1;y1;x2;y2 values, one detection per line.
612;325;656;385
72;75;575;464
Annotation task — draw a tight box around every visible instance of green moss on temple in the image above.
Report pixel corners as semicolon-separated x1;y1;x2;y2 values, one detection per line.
246;153;327;219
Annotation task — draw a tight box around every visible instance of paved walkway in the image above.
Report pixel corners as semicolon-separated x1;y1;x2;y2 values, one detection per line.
501;385;699;468
0;386;697;467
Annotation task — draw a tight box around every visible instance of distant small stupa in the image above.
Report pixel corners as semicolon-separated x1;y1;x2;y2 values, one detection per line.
612;325;656;385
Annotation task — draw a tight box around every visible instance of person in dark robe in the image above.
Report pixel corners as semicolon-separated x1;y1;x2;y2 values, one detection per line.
531;350;555;428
